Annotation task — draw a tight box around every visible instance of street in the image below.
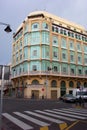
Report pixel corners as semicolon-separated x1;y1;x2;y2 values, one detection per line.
1;98;87;130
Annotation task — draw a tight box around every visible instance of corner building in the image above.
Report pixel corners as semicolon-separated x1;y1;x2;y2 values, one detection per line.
11;11;87;99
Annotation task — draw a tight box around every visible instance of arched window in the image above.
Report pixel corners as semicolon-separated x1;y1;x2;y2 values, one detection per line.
42;22;49;30
31;23;39;31
69;81;74;88
77;81;81;88
51;80;57;87
32;80;39;85
60;81;66;96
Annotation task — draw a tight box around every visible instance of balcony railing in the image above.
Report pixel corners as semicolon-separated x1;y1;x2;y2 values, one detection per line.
11;70;87;79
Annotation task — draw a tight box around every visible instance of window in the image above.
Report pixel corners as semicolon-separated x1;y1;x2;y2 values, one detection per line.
19;68;22;74
71;68;74;74
51;80;57;87
64;30;67;35
34;24;37;28
62;53;66;59
32;80;39;85
77;43;81;51
45;24;48;29
46;51;49;57
52;25;58;33
42;22;49;30
63;67;66;72
20;54;22;60
42;31;49;44
61;38;67;48
84;58;87;64
24;33;29;46
20;39;22;47
31;23;39;31
19;50;22;60
31;32;40;44
69;40;74;50
33;65;37;71
54;40;57;43
60;29;63;34
16;52;18;62
70;55;74;61
84;44;87;53
69;81;74;88
33;50;37;56
70;42;73;48
85;70;87;75
52;36;58;46
78;69;82;74
78;56;81;62
54;66;58;71
53;52;57;57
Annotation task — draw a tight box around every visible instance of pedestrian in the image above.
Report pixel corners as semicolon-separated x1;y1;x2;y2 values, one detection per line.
32;92;34;99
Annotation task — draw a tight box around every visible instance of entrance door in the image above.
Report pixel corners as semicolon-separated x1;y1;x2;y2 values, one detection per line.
60;81;66;96
51;90;57;99
31;90;39;99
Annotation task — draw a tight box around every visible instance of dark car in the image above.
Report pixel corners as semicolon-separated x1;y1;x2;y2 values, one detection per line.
61;94;76;103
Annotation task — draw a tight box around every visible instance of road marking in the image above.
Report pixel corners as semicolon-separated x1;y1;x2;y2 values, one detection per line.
65;120;79;130
59;123;67;130
2;113;33;130
14;112;50;127
54;109;86;119
58;109;87;117
44;110;76;121
25;111;64;124
40;126;49;130
66;108;87;113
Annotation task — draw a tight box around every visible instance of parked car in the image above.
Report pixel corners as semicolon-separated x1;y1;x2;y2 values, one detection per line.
61;94;76;103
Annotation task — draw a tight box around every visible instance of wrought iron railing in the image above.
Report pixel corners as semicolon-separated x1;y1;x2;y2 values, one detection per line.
11;70;87;79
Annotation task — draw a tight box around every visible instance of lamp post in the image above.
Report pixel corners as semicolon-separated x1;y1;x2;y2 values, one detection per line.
45;67;53;99
0;22;12;130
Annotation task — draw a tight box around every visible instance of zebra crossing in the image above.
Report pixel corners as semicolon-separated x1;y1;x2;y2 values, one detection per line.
2;108;87;130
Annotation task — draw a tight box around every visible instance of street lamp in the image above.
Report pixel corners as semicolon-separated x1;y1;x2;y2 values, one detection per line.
0;22;12;130
0;22;12;33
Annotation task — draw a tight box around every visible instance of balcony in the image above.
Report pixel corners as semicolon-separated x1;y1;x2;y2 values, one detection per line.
11;70;87;79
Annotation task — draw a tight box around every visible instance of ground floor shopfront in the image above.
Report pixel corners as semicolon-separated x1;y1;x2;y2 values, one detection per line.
12;75;87;99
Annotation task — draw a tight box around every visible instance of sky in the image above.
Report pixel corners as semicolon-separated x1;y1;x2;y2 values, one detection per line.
0;0;87;65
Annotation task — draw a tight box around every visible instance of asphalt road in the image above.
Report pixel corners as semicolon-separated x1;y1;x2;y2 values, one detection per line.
1;97;87;130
